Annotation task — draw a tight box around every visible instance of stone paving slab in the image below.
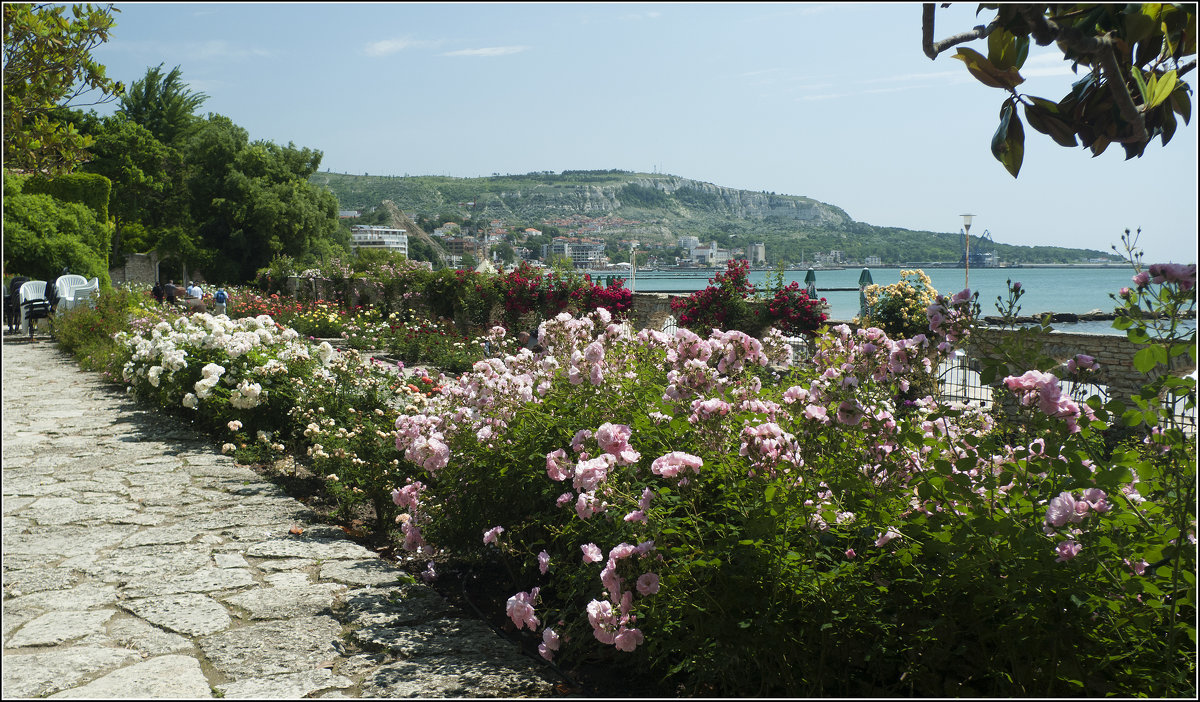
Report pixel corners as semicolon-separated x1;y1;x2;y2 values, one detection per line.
3;336;558;698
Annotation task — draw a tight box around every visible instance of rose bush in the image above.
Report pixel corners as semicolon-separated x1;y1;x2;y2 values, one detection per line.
388;251;1193;695
670;259;829;337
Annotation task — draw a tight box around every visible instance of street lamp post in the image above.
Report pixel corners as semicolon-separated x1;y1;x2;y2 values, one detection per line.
960;214;975;289
629;241;638;293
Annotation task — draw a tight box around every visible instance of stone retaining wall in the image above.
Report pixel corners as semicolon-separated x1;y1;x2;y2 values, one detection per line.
967;328;1194;404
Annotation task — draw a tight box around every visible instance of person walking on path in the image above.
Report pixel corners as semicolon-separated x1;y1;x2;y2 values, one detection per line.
213;287;229;316
164;280;177;306
152;281;164;305
1;339;559;698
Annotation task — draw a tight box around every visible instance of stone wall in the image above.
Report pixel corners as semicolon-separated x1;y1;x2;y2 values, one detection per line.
967;327;1195;404
109;252;160;285
629;293;679;332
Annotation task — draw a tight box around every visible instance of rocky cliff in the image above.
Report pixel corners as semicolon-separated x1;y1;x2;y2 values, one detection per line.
313;171;852;233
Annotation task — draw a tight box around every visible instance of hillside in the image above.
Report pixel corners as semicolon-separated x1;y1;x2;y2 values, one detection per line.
311;170;1118;265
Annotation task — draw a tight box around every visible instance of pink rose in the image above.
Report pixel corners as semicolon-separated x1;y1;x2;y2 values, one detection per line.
581;543;603;563
1055;540;1082;562
483;526;504;545
875;527;902;547
636;572;660;596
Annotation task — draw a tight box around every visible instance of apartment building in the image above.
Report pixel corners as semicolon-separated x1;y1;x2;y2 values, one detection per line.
350;225;408;257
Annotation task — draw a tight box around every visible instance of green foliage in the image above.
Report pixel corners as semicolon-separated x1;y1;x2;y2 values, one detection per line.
4;170;29;197
2;3;123;173
181;116;340;281
929;3;1196;176
616;183;671;208
3;190;112;284
117;63;207;145
51;285;150;379
23;171;112;222
79;114;188;257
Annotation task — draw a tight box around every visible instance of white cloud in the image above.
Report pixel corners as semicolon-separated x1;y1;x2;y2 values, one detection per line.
190;40;271;61
441;46;530;58
619;11;663;21
103;38;271;63
364;38;442;57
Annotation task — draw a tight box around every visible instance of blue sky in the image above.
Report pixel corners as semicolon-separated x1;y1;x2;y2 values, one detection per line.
89;2;1197;263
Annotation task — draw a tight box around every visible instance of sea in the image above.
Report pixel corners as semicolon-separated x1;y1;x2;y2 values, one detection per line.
613;266;1198;337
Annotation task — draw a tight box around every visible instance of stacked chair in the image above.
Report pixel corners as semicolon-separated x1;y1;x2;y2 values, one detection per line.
18;281;52;339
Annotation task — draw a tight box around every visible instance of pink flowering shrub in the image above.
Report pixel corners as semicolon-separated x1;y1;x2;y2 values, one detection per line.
385;298;1027;691
387;234;1196;695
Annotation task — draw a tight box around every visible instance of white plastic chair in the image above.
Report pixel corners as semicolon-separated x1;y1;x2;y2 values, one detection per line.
64;278;100;311
54;274;89;306
18;281;49;335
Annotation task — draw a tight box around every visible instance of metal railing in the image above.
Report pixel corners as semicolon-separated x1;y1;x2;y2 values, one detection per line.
936;350;1195;435
658;318;1194;435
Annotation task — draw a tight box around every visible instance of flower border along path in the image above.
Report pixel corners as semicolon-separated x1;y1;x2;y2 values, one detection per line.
2;335;558;698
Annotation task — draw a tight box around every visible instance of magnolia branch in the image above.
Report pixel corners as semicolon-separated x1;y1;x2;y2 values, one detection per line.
924;3;1153;145
921;4;999;59
1017;6;1149;144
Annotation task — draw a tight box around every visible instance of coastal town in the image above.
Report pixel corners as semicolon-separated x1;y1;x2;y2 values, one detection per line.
346;211;1119;274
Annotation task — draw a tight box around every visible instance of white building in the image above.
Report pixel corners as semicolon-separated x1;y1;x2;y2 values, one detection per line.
691;241;730;267
350;225;409;257
747;242;766;265
543;237;606;268
678;235;700;250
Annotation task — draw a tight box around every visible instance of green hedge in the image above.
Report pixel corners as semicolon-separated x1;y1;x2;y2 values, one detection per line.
24;172;112;223
3;191;112;286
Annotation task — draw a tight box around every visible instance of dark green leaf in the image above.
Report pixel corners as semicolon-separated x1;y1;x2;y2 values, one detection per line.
1124;11;1159;44
991;102;1025;177
953;47;1026;90
1170;87;1191;125
1159;104;1178;145
1014;34;1029;69
1136;35;1164;68
1024;100;1079;147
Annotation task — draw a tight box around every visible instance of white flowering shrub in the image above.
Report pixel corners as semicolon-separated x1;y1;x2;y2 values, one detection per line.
117;313;326;450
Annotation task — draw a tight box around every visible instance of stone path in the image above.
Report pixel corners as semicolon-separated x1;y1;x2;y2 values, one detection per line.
2;334;559;698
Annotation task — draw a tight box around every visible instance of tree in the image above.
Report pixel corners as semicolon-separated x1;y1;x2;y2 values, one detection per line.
922;3;1196;177
496;241;516;265
183;116;340;281
117;64;208;146
79;115;188;258
3;3;123;173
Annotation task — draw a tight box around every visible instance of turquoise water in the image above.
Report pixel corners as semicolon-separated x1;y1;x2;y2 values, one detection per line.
623;266;1197;336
